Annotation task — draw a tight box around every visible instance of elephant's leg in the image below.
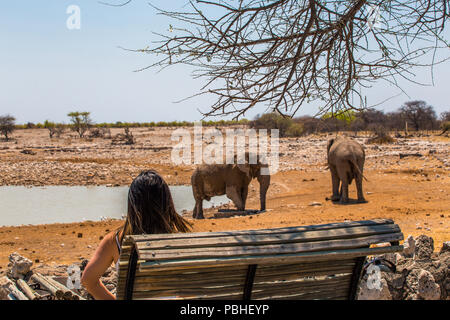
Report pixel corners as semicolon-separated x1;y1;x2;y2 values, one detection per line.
356;172;366;203
193;199;204;219
337;165;349;203
241;186;248;211
226;185;244;211
257;173;270;211
330;166;340;201
192;202;197;218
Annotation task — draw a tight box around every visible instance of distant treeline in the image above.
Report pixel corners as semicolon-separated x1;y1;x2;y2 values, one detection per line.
15;119;250;129
9;100;450;139
251;101;450;137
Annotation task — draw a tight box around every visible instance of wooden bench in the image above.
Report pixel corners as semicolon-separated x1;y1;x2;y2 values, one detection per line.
116;219;403;300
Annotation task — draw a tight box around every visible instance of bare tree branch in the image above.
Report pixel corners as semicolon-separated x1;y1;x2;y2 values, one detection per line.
129;0;449;119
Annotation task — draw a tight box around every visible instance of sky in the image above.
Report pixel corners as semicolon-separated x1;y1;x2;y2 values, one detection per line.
0;1;449;124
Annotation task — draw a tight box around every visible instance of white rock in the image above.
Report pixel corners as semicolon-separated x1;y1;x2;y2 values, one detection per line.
403;235;416;257
309;202;322;207
418;270;441;300
358;278;392;300
8;252;33;279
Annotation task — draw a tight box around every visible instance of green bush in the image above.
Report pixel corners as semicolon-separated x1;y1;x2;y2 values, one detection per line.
251;113;294;137
440;121;450;134
285;123;304;137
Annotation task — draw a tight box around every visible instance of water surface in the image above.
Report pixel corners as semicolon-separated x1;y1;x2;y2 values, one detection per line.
0;186;229;227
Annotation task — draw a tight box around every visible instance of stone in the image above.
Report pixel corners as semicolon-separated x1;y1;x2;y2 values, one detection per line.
440;241;450;254
414;235;434;260
308;202;322;206
403;235;416;258
418;270;441;300
8;253;33;279
358;278;392;300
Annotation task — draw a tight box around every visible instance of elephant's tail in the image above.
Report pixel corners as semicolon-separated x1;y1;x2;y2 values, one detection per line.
349;156;368;182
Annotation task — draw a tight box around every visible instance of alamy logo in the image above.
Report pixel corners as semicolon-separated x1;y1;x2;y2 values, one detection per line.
66;264;81;289
365;264;382;290
171;122;279;175
66;5;81;30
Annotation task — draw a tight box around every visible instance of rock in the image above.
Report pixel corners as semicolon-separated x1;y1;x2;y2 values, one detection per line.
8;253;32;279
308;202;322;206
80;259;89;271
403;235;416;258
20;149;36;155
414;235;434;260
440;242;450;254
358;278;392;300
418;270;441;300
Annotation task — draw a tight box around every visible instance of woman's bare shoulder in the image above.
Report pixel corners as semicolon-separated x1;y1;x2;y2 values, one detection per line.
96;231;117;251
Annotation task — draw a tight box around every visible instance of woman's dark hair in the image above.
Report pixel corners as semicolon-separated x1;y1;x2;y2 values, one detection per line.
119;170;191;243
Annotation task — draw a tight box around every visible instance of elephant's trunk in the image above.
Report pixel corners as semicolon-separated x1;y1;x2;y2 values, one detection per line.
257;173;270;211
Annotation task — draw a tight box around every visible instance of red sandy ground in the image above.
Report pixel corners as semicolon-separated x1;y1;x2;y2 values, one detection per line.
0;129;448;271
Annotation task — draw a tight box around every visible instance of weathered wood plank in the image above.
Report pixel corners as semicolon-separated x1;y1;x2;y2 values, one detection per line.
252;279;352;300
31;273;64;299
17;279;41;300
119;262;354;287
131;274;352;300
122;269;354;292
139;245;402;270
128;259;354;278
135;224;400;252
255;288;349;300
47;277;85;300
128;219;395;243
138;232;403;261
6;281;29;300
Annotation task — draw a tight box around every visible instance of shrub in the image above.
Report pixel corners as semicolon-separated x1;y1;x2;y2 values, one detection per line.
439;121;450;135
251;113;293;137
44;120;63;138
285;123;304;137
0;115;16;140
89;127;110;139
367;126;395;144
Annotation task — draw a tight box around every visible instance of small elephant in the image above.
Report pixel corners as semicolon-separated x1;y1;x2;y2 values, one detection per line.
191;155;270;219
327;136;366;203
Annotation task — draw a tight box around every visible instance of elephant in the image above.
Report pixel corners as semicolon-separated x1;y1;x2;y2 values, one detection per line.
191;154;270;219
327;136;366;204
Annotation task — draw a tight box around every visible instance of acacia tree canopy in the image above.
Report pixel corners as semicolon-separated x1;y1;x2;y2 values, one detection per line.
0;115;16;140
130;0;448;119
68;112;93;138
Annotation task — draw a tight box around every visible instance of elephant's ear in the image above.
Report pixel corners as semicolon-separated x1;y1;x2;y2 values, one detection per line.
327;139;335;153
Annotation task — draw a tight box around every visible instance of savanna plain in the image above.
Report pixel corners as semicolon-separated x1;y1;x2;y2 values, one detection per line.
0;127;448;272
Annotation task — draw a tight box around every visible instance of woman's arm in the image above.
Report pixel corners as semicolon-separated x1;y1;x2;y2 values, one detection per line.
81;233;117;300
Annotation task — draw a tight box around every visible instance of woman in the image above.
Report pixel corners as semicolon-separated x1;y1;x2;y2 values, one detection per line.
81;170;191;300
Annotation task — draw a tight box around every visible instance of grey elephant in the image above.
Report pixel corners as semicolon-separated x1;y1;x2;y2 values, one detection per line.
327;136;366;203
191;155;270;219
